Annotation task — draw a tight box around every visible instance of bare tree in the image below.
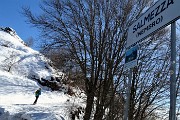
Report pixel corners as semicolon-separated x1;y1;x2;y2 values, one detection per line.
42;48;86;90
25;36;34;47
22;0;153;119
2;51;19;72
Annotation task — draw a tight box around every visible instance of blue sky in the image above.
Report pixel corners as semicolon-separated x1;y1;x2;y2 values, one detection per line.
0;0;42;50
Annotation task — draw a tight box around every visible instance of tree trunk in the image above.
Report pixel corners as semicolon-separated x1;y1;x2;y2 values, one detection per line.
94;104;104;120
83;91;95;120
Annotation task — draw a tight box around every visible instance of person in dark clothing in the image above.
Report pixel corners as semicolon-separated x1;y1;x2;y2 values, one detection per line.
70;111;75;120
33;88;41;105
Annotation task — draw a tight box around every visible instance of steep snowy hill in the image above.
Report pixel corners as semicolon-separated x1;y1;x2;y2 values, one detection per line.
0;27;85;120
0;27;64;90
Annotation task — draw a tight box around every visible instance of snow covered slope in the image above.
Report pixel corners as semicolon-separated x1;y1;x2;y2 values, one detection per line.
0;27;85;120
0;28;61;79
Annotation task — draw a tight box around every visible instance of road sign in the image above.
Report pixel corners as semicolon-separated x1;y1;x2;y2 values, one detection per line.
127;0;180;47
124;46;138;70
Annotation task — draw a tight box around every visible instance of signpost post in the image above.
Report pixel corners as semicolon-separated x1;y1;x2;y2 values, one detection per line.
123;68;132;120
169;21;176;120
124;0;180;120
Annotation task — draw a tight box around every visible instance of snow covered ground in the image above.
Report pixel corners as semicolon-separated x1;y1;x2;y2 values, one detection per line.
0;70;85;120
0;28;85;120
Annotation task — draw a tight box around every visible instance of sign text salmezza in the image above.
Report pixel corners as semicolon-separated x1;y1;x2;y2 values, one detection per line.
127;0;180;47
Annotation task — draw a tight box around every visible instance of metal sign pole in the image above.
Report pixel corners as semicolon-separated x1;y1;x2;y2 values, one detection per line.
169;21;176;120
123;68;132;120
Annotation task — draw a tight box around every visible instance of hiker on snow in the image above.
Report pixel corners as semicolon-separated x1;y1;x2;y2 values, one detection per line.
33;88;41;105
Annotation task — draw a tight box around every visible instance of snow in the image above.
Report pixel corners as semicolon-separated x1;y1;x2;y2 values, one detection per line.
0;28;85;120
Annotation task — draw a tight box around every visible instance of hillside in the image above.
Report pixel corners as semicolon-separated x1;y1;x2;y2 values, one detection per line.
0;27;85;120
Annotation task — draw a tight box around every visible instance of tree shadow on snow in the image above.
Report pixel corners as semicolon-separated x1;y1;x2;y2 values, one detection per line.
11;104;66;120
30;112;65;120
13;104;32;105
